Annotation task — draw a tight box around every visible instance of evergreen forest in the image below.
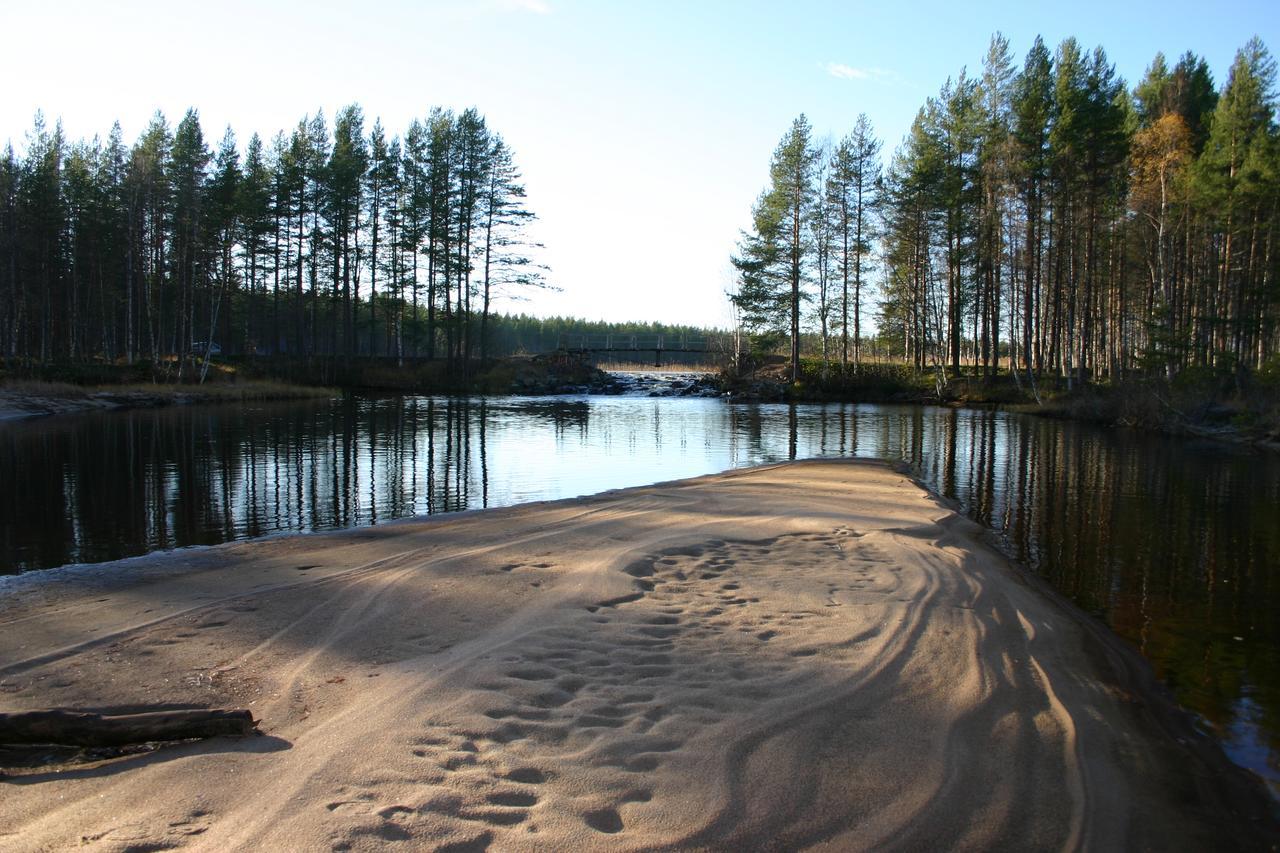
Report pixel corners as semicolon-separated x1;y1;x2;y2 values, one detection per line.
733;35;1280;393
0;105;548;376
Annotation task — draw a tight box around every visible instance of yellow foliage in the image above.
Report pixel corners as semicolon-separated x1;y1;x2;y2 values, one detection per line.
1129;114;1192;211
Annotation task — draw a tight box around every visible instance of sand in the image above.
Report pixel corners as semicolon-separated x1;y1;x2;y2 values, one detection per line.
0;460;1273;851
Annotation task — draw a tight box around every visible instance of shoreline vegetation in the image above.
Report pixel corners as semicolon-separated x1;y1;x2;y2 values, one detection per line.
0;378;333;421
0;352;615;421
4;350;1277;450
719;354;1280;448
0;461;1273;847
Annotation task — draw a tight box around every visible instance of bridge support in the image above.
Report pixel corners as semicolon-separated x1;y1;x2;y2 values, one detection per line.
654;349;662;368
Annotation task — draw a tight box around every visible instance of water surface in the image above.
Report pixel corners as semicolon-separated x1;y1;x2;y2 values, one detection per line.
1;393;1276;792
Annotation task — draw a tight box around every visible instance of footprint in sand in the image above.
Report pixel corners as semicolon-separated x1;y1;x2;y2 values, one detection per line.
584;807;624;833
335;527;877;847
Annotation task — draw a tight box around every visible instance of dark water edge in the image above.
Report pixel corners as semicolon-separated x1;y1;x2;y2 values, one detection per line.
0;393;1276;794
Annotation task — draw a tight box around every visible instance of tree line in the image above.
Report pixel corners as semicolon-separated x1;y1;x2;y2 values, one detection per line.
484;314;721;356
0;104;545;377
733;34;1280;390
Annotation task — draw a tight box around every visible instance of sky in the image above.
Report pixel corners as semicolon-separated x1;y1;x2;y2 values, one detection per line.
3;0;1277;328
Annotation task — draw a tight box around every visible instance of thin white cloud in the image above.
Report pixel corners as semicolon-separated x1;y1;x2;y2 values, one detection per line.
826;62;892;82
499;0;552;13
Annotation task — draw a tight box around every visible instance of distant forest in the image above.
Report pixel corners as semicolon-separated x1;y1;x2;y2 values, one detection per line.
734;35;1280;387
0;105;552;374
480;313;720;358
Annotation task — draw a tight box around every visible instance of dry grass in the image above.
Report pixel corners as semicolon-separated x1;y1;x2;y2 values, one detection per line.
1;378;333;404
194;381;333;402
0;379;90;398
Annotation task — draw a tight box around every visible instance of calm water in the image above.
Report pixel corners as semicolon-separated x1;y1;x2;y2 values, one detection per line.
1;393;1277;791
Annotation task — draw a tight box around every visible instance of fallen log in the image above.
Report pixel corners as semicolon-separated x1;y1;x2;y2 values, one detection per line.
0;709;257;747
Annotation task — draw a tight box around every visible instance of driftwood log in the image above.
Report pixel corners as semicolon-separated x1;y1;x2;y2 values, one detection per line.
0;709;257;747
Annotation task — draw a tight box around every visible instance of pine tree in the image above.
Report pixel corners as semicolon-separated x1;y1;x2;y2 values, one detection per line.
881;106;947;374
202;127;240;379
827;114;881;369
1196;37;1278;369
364;120;391;355
303;111;330;357
283;118;311;356
99;123;129;361
126;112;172;363
169;109;209;374
425;110;454;361
1013;36;1054;374
327;104;367;356
811;153;834;367
1136;52;1217;153
731;115;819;381
976;33;1016;376
477;135;542;361
238;133;273;354
382;136;405;360
0;143;20;358
401;118;430;357
451;108;491;367
18;113;67;363
62;139;96;359
936;73;980;375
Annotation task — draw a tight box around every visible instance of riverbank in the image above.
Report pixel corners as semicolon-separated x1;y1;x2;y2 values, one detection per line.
0;352;628;414
0;380;333;422
0;460;1272;850
0;357;723;423
721;358;1280;448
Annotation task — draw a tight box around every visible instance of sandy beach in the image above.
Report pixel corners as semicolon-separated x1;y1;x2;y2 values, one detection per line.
0;460;1273;851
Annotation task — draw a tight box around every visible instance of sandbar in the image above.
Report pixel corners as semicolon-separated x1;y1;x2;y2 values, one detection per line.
0;460;1273;850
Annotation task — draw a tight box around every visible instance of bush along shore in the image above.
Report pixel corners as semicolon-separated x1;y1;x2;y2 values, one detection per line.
717;356;1280;448
0;352;720;420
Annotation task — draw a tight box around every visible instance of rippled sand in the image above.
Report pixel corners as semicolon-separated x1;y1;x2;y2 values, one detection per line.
0;460;1271;851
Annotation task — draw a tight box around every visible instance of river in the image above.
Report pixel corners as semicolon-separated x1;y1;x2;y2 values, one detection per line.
1;385;1276;792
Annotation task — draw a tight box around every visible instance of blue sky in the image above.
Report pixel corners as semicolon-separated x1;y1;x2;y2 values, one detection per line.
3;0;1277;326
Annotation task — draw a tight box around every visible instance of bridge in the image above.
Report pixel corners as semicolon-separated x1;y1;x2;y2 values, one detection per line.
556;334;735;366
